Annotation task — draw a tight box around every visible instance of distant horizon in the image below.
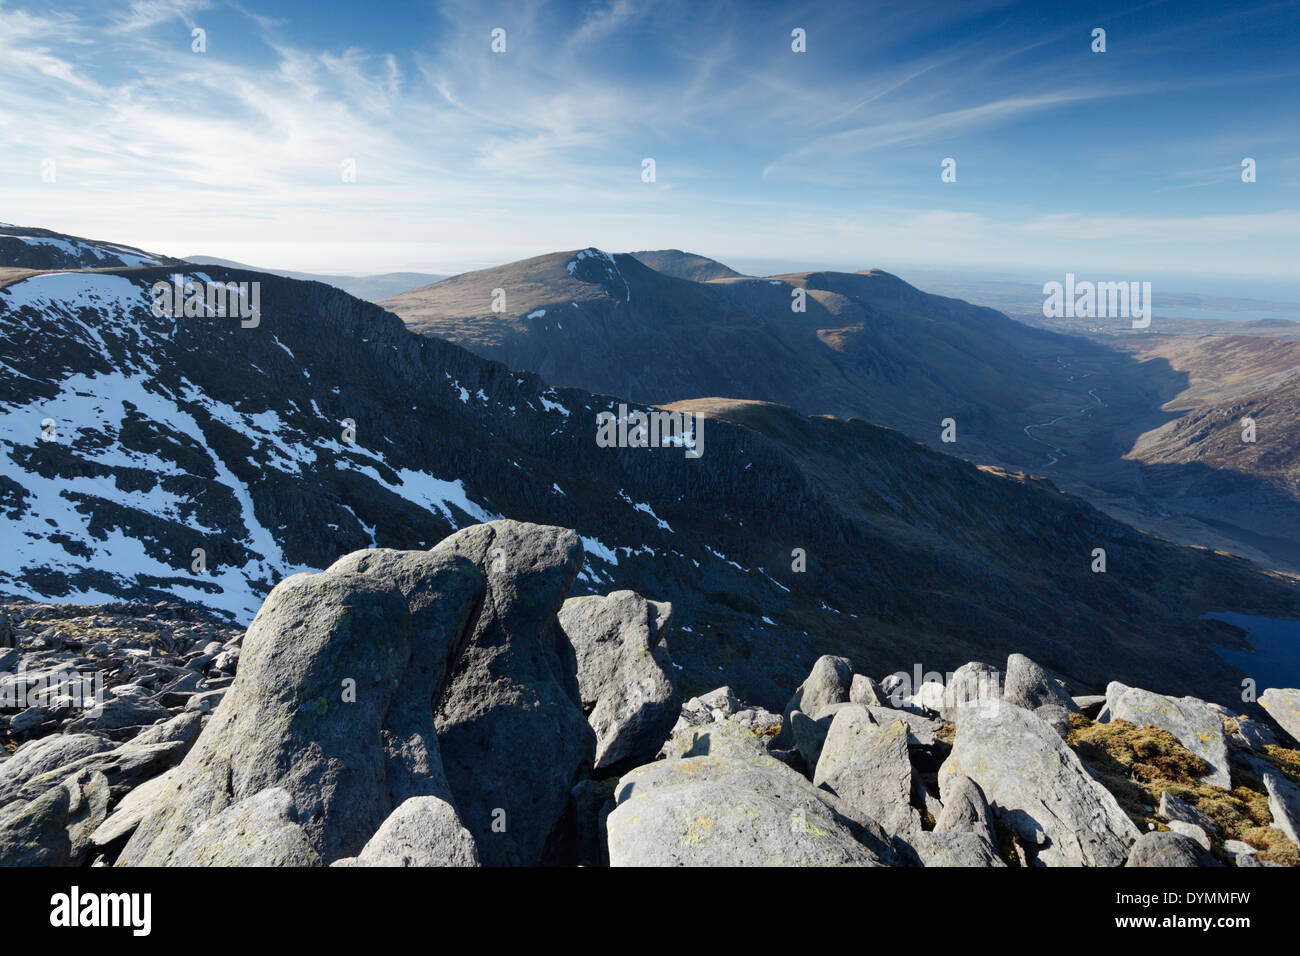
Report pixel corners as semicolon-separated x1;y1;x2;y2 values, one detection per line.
10;213;1300;308
157;236;1300;307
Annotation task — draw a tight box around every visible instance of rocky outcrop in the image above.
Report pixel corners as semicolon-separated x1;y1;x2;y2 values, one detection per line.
4;550;1299;873
335;796;479;867
606;750;889;866
1109;687;1231;790
816;712;920;837
783;656;853;729
559;590;679;770
432;522;595;866
941;661;1002;721
660;701;783;762
164;788;319;867
940;700;1139;866
1158;791;1221;836
111;520;606;867
1003;653;1078;714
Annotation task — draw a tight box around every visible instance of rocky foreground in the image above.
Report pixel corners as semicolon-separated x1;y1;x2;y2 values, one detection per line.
3;519;1300;867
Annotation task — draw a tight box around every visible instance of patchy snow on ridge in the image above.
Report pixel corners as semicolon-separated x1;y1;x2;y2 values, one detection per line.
0;234;167;267
538;389;570;416
631;500;673;532
565;248;630;302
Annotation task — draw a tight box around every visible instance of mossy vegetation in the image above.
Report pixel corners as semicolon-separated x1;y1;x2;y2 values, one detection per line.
1067;714;1300;865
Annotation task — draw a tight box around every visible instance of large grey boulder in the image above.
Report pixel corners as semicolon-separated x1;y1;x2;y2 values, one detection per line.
1125;831;1221;867
328;546;485;811
120;540;485;866
1096;680;1130;723
783;655;853;734
607;750;888;866
434;522;596;867
1003;654;1079;714
1167;820;1211;850
336;796;479;867
1110;687;1231;790
940;700;1139;866
934;773;998;851
940;662;1002;722
813;704;878;787
817;717;920;838
1232;715;1279;750
558;590;678;770
1260;688;1300;746
850;674;887;707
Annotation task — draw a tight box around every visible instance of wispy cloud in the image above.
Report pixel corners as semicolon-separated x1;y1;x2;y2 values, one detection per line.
0;0;1295;278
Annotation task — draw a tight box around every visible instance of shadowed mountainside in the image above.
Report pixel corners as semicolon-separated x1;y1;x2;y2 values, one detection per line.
2;258;1298;707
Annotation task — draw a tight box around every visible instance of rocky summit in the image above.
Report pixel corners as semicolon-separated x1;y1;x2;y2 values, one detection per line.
3;523;1298;867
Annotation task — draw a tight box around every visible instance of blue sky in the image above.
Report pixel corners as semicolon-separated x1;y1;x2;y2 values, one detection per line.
0;0;1297;282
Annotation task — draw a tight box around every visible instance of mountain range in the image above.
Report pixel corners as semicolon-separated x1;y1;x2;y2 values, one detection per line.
383;248;1300;575
3;226;1299;709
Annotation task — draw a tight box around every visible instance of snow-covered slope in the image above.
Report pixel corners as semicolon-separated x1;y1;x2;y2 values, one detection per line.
0;226;177;270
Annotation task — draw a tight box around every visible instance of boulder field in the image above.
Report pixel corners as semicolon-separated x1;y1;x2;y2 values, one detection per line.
3;520;1299;867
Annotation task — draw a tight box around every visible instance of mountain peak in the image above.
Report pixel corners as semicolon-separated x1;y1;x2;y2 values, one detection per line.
630;249;743;282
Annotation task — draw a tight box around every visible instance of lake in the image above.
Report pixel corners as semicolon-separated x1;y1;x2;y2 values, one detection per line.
1204;611;1300;690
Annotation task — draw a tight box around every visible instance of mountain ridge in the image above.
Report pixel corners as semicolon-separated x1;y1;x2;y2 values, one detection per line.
3;245;1298;707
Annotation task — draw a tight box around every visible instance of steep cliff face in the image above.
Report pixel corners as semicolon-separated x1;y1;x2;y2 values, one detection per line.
3;261;1297;707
